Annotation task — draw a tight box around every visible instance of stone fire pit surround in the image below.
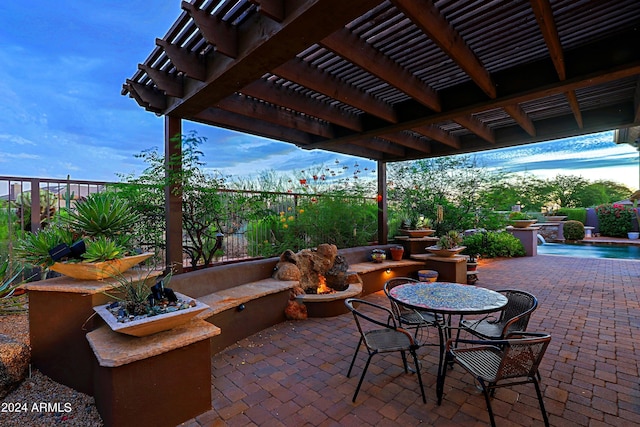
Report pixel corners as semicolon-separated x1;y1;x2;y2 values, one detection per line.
273;243;350;293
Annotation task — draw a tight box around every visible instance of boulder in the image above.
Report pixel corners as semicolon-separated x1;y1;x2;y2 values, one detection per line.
0;334;30;399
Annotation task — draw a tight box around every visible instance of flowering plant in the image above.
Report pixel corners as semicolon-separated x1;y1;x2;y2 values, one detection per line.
595;203;634;237
630;190;640;230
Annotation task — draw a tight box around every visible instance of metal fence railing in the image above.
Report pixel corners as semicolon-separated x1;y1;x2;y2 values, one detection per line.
1;176;375;272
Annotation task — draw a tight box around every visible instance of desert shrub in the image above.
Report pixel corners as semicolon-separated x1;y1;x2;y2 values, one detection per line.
462;231;525;258
563;220;585;240
595;203;634;237
556;208;586;223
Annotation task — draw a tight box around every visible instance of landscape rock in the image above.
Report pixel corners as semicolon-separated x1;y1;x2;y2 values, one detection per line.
0;333;30;399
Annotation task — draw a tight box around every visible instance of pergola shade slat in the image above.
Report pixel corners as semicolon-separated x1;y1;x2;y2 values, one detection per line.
122;0;640;161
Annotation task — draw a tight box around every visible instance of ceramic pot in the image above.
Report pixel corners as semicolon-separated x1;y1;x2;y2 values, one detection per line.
389;246;404;261
628;232;639;240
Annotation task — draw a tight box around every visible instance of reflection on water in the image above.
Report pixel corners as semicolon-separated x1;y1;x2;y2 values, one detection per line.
537;242;640;260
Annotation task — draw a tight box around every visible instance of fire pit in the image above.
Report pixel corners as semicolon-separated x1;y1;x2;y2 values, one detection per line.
273;244;363;317
295;273;363;317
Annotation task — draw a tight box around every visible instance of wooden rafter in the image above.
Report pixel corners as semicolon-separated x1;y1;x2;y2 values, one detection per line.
156;38;206;81
241;80;364;132
273;59;398;123
124;0;640;163
215;94;336;138
308;38;640;150
380;132;431;153
503;104;536;137
320;28;441;112
249;0;285;23
529;0;565;80
391;0;496;98
166;0;382;117
412;125;460;149
138;64;183;98
182;1;238;58
565;91;584;129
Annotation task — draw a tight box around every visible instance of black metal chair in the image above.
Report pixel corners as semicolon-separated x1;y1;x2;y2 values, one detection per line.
383;277;442;342
459;289;538;340
344;298;426;403
442;332;551;427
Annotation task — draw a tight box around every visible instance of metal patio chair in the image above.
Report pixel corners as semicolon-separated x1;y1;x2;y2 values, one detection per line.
459;289;538;340
442;332;551;427
344;298;426;403
383;277;442;343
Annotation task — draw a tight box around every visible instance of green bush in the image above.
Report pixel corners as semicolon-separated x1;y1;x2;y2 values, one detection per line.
462;231;525;258
563;220;585;240
595;203;634;237
556;208;586;223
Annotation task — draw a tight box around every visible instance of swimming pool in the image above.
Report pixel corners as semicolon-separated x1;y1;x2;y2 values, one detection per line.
537;242;640;260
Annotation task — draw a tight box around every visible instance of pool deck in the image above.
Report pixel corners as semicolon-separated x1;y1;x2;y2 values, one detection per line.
180;254;640;426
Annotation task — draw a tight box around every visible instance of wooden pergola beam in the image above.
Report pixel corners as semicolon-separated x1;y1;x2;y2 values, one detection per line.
503;103;536;137
241;80;363;132
182;1;238;58
215;94;336;138
321;27;441;112
380;132;431;153
412;124;460;149
166;0;382;117
391;0;496;98
273;59;398;123
156;38;207;81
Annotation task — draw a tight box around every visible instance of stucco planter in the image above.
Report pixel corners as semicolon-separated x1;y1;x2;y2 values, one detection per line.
50;253;153;281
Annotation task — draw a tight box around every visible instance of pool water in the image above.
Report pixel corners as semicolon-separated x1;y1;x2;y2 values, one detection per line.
537;242;640;260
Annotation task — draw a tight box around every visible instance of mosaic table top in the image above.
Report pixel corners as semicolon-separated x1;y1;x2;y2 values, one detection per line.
389;282;507;315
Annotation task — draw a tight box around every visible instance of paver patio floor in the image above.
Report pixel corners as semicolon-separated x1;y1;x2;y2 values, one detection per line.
182;255;640;426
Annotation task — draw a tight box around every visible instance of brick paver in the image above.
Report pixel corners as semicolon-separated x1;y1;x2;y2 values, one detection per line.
182;255;640;426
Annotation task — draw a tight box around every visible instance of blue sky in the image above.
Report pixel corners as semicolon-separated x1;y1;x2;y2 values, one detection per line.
1;1;638;191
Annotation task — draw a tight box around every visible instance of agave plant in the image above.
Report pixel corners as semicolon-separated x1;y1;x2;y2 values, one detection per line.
63;192;140;237
0;259;28;314
81;236;127;263
13;227;75;268
437;230;463;249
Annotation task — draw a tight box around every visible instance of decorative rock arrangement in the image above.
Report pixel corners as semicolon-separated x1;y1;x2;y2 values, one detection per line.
0;334;30;399
273;243;349;293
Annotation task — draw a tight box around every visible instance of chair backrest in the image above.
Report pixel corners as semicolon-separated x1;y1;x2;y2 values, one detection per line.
497;290;538;336
344;298;398;336
383;277;419;318
496;332;551;381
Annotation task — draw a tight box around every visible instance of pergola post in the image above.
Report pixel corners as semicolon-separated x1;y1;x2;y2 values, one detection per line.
377;160;388;244
30;178;41;233
165;116;183;273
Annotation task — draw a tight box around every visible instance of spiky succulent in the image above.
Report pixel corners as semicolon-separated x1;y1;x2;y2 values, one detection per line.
81;236;126;263
13;227;74;267
63;192;140;237
438;230;463;249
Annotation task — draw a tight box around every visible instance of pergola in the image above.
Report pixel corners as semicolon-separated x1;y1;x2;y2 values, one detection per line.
122;0;640;270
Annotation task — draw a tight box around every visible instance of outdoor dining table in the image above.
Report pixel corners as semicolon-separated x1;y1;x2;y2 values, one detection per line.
388;281;508;404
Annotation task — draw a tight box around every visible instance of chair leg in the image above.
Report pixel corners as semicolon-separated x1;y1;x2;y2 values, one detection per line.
400;350;409;373
347;337;363;378
352;353;374;402
411;350;426;403
479;380;497;427
436;325;446;405
533;379;550;427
